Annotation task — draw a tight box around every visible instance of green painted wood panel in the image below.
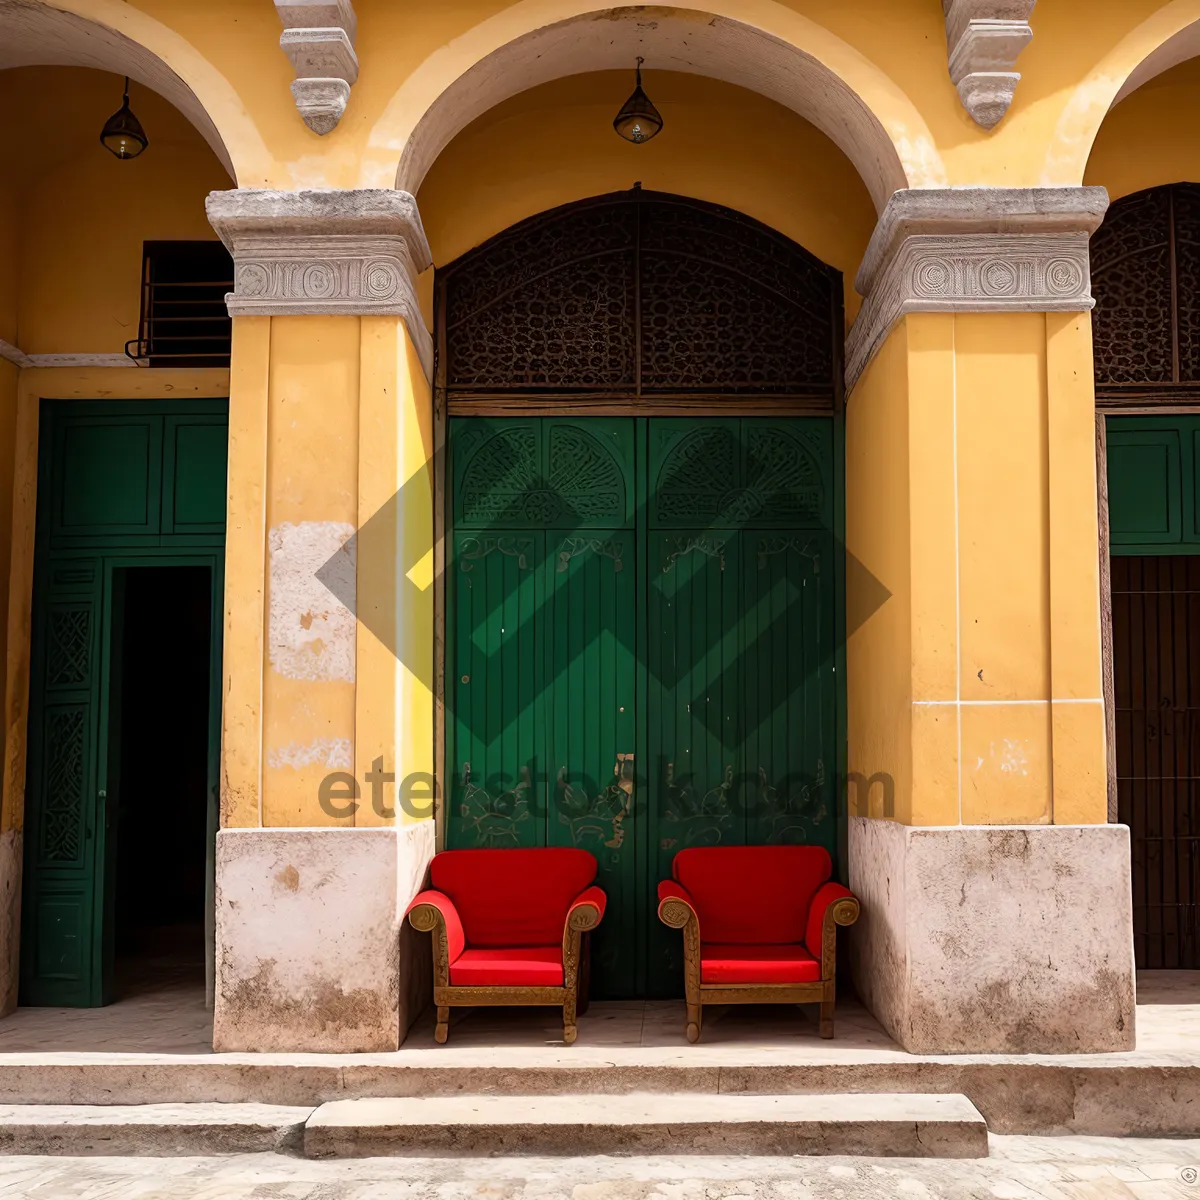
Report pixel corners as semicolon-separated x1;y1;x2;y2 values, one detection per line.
448;418;639;996
448;415;839;999
40;399;227;551
163;416;229;534
22;557;102;1005
544;525;637;996
23;399;227;1007
54;418;162;538
1107;416;1200;554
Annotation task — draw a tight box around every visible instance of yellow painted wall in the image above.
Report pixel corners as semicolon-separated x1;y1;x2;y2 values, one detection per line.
416;71;876;326
14;0;1200;195
0;67;228;356
262;317;360;828
1085;55;1200;199
222;311;435;831
846;321;915;824
2;0;1181;843
0;173;16;349
847;312;1107;827
0;64;236;838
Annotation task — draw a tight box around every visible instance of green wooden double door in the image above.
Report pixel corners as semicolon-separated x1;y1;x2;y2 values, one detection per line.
22;399;227;1007
447;416;839;998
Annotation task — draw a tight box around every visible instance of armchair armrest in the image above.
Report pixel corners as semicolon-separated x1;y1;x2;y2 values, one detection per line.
657;880;699;933
406;890;465;967
561;885;606;997
565;885;607;934
805;882;860;978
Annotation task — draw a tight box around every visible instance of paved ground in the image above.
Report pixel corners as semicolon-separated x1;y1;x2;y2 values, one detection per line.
0;970;1195;1062
0;1136;1196;1198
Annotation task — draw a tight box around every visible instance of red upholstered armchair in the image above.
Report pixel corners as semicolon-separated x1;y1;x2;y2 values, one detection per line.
405;848;606;1044
657;845;859;1042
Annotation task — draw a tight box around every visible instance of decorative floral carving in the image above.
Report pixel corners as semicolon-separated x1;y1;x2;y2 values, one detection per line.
455;423;628;529
557;755;634;852
654;423;824;527
458;536;534;573
556;537;624;574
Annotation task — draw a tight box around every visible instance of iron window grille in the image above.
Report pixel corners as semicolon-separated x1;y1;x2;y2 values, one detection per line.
125;241;232;368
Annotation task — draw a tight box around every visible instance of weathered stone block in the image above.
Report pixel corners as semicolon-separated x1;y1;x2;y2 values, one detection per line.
849;818;1136;1053
213;822;434;1053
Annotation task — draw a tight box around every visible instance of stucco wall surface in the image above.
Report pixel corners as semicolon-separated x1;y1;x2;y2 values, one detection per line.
214;822;434;1052
849;817;1136;1054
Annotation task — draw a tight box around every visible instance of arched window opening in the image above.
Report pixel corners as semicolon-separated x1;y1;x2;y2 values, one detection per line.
436;188;843;412
1092;183;1200;396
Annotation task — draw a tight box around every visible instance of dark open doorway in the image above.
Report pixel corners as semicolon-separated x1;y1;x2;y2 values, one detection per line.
20;398;227;1011
108;565;213;999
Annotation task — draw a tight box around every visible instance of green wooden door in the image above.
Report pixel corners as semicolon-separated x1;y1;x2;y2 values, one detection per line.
22;399;227;1007
448;418;639;996
448;415;838;998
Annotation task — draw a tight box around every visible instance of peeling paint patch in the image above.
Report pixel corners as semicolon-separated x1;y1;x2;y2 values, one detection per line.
267;738;352;770
972;738;1030;777
996;738;1029;777
269;521;356;682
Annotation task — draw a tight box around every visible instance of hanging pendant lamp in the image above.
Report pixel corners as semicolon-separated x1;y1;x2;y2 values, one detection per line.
613;58;663;145
100;77;149;160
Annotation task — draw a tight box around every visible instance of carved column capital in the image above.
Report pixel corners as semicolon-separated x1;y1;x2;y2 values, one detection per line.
847;186;1109;394
205;188;433;381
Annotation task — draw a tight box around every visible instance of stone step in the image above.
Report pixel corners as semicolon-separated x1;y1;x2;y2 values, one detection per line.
0;1055;1189;1137
0;1103;313;1156
303;1092;989;1158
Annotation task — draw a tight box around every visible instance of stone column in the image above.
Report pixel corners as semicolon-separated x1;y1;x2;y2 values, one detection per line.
844;187;1136;1054
204;190;435;1052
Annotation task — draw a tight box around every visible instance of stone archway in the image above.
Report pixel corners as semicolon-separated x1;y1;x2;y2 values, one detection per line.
1046;0;1200;187
363;3;946;212
0;0;273;184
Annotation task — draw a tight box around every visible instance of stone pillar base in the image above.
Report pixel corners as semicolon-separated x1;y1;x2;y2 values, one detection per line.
213;822;434;1052
848;818;1135;1054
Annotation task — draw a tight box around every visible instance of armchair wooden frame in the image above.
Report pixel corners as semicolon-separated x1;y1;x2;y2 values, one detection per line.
657;888;860;1043
407;892;604;1045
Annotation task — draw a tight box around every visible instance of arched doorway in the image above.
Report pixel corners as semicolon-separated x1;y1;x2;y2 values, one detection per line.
438;189;844;998
1093;183;1200;970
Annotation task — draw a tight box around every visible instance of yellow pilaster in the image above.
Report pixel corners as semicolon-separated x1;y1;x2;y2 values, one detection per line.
1046;312;1107;824
222;316;270;828
220;313;436;831
397;329;435;826
261;316;360;827
848;312;1108;827
355;318;400;828
354;318;434;827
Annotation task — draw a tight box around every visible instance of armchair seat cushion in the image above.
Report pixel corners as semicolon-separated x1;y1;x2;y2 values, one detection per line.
700;943;821;985
448;946;564;988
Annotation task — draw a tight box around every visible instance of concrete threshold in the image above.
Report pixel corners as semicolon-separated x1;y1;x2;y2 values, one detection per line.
302;1092;989;1159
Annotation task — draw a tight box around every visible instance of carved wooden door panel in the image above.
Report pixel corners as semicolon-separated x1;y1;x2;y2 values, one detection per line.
644;417;835;995
23;556;104;1006
447;418;639;995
